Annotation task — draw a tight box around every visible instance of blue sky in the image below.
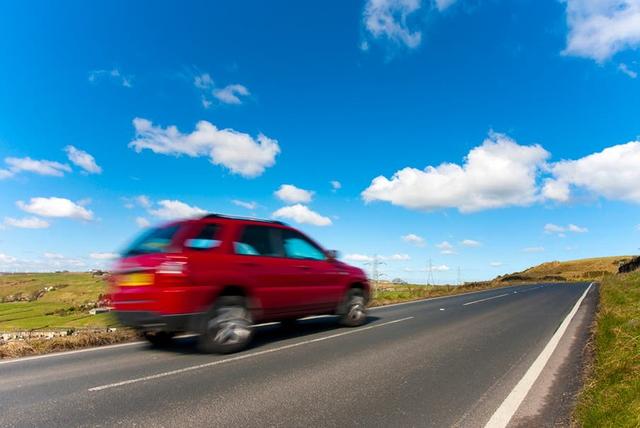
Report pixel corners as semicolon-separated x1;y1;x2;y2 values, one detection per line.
1;0;639;282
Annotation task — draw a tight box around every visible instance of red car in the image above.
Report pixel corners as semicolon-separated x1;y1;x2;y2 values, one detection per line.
110;214;370;353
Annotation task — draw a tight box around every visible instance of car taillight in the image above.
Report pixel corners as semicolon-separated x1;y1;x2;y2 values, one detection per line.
157;261;186;274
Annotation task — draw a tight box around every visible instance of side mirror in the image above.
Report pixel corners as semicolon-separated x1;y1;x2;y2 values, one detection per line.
327;250;340;260
185;239;220;250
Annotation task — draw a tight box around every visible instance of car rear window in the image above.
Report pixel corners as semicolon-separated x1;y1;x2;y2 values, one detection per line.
122;224;181;256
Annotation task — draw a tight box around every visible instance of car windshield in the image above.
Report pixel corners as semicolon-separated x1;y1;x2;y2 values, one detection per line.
122;224;180;257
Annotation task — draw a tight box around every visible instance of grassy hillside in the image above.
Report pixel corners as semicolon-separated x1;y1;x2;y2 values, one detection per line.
496;256;632;283
0;273;114;331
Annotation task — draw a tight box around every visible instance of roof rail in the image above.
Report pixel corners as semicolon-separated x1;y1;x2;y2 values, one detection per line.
201;213;286;225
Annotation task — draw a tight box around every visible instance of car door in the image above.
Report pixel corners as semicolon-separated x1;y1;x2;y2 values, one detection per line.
232;225;302;319
281;229;344;313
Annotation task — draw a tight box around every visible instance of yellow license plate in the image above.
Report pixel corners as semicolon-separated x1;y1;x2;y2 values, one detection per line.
119;273;154;287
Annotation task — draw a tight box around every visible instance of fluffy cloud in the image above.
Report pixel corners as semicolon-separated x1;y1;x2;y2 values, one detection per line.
89;252;119;260
345;254;374;262
1;157;71;179
274;184;314;204
522;246;545;253
232;199;258;210
436;241;455;254
544;223;588;235
89;68;133;87
618;63;638;78
435;0;457;10
0;253;17;264
272;204;332;226
64;146;102;174
387;253;411;261
543;141;640;203
563;0;640;62
129;118;280;178
461;239;481;247
330;180;342;191
490;261;503;267
135;216;151;228
148;199;207;220
194;73;214;89
402;233;425;246
362;133;549;213
363;0;423;49
4;216;50;229
213;84;250;105
17;197;93;220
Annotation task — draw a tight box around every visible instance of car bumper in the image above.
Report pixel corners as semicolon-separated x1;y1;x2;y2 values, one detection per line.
114;310;203;333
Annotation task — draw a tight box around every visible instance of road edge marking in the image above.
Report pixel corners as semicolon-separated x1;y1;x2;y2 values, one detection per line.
0;340;145;366
88;316;414;392
484;282;593;428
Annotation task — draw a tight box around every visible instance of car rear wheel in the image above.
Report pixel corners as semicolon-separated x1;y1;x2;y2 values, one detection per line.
338;289;367;327
198;296;254;354
142;331;175;347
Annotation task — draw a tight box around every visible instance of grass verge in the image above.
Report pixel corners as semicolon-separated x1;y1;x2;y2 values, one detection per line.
0;329;138;359
574;272;640;427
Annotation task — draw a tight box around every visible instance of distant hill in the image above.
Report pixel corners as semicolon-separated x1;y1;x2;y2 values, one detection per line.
496;256;634;283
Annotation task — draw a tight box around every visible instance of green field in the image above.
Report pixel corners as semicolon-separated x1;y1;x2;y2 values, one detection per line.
0;272;115;331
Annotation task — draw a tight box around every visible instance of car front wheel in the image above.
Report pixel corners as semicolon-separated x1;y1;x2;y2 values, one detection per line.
198;296;254;354
338;289;368;327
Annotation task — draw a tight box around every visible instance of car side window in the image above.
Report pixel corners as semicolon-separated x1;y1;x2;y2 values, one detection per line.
185;223;221;250
234;226;281;257
283;230;326;261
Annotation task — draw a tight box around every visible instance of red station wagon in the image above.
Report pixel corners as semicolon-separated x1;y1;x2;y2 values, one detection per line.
110;214;370;353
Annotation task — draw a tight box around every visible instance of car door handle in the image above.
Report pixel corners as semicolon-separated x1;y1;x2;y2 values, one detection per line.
240;261;258;268
296;265;311;270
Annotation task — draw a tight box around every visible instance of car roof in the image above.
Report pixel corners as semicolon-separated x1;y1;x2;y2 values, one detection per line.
198;213;288;227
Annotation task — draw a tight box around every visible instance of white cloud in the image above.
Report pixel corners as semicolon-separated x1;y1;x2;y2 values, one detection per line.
563;0;640;62
129;118;280;178
194;73;214;89
490;261;503;267
148;199;207;220
44;252;64;259
64;146;102;174
201;96;213;109
272;204;332;226
17;197;93;220
232;199;258;210
330;180;342;191
544;223;588;235
1;157;71;179
274;184;314;204
543;141;640;203
402;233;425;246
362;133;550;213
213;84;250;105
435;0;458;10
461;239;481;247
136;195;151;208
0;253;17;264
387;253;411;261
89;252;119;260
89;68;133;88
618;63;638;78
522;246;545;253
135;216;151;228
436;241;455;254
4;216;50;229
345;253;374;262
363;0;423;49
406;264;450;272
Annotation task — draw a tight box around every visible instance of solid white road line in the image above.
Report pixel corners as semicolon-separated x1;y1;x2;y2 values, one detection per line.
462;293;511;306
0;340;145;366
88;316;414;392
484;283;593;428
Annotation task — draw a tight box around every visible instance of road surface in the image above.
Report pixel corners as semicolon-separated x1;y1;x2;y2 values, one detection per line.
0;282;595;427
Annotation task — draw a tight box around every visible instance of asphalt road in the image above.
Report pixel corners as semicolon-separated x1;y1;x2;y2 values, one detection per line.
0;282;594;427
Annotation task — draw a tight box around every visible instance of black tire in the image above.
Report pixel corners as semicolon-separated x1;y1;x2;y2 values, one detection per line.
142;331;175;347
198;296;254;354
338;289;368;327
